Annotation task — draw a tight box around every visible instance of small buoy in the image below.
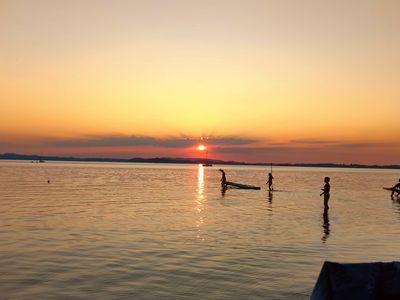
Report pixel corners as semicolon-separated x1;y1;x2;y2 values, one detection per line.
48;180;50;183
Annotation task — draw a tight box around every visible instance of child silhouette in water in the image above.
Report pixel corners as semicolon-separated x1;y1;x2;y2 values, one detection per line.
266;173;274;191
320;177;330;210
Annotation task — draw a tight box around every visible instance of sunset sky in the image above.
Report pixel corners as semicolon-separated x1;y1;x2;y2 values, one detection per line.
1;0;399;164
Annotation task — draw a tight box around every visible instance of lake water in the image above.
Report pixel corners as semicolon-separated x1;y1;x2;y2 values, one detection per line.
1;160;399;299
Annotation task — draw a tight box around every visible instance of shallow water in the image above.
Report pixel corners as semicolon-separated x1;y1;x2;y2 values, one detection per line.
1;160;399;299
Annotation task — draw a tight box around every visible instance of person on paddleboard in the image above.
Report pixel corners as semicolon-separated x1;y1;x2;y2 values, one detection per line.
391;179;400;198
219;169;227;187
266;173;274;191
320;177;330;210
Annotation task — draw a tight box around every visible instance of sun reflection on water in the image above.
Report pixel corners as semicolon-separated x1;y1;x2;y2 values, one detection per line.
196;164;205;239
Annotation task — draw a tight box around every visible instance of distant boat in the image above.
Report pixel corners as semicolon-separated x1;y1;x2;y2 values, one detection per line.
202;163;213;167
31;160;45;163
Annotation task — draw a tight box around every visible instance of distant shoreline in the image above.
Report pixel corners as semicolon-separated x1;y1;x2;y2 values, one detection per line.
1;153;399;170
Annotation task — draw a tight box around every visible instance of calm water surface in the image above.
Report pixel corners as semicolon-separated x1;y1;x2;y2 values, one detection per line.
1;161;400;299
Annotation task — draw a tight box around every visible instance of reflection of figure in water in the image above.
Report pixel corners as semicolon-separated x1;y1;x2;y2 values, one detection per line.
266;173;274;191
268;190;273;203
390;179;400;199
320;177;331;209
322;209;330;242
221;185;227;196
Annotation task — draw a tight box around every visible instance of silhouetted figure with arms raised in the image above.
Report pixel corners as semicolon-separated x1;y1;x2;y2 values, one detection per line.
320;177;330;210
266;173;274;191
391;179;400;198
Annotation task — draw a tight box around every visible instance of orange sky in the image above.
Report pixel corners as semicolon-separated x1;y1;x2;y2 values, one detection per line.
1;1;399;164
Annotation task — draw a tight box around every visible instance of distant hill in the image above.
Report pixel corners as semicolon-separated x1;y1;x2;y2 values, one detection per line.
0;152;244;165
0;152;399;170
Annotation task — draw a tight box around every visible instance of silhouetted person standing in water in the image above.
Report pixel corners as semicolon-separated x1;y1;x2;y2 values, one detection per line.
391;179;400;198
320;177;330;210
219;169;227;187
266;173;274;191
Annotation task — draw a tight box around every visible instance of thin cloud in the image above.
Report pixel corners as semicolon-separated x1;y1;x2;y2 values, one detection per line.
214;146;296;154
201;137;258;145
289;138;339;145
333;142;399;149
214;141;400;155
48;134;259;148
289;139;400;149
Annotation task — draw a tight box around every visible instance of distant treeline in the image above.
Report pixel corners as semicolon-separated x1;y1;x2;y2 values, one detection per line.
1;153;399;170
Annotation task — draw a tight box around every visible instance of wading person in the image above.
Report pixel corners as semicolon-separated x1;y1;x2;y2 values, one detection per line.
320;177;331;210
219;169;227;187
266;173;274;191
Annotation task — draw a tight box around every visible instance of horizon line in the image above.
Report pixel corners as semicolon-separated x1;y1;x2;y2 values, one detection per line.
1;152;399;170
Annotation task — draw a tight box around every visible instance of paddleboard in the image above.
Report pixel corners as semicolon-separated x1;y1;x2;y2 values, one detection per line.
225;181;261;190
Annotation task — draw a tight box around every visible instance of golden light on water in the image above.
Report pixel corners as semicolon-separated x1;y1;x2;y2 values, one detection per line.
196;164;205;239
196;164;204;213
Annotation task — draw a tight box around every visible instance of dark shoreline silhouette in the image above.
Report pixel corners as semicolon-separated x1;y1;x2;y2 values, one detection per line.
1;152;399;170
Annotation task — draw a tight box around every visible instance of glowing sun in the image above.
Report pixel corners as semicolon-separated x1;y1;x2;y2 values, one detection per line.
197;145;206;151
